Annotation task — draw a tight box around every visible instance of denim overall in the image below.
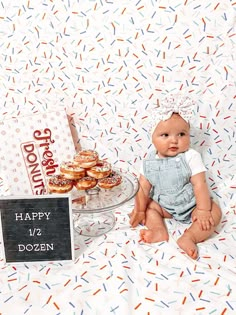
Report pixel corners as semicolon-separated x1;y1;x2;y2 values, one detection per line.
143;151;196;223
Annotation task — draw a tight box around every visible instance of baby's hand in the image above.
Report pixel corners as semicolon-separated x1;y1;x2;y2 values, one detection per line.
192;209;215;231
129;209;145;228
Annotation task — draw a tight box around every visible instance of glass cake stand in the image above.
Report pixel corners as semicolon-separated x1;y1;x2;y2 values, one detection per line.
71;168;139;237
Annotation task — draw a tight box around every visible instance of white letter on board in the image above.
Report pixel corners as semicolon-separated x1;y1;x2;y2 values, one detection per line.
15;213;23;221
18;244;25;251
44;212;51;220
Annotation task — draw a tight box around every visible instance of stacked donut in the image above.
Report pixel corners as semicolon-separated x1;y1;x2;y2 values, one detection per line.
48;149;122;194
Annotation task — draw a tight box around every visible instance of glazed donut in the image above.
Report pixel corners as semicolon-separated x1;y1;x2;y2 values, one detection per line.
60;161;85;180
86;160;111;179
74;150;99;168
98;171;122;189
74;176;97;190
48;175;73;193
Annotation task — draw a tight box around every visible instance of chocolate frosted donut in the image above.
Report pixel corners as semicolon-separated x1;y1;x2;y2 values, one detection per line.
86;160;111;179
74;176;97;190
98;171;122;189
60;161;85;179
48;175;73;193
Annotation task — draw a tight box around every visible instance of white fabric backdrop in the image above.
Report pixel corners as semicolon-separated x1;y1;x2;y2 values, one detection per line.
0;1;235;314
0;0;235;208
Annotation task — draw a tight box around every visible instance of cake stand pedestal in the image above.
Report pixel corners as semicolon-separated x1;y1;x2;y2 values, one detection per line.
71;168;139;237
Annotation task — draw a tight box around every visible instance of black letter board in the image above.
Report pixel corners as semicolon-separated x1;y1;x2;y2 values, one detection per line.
0;195;74;263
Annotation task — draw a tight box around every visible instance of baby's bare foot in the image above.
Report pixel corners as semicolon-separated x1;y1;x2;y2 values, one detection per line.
140;228;169;243
177;234;198;260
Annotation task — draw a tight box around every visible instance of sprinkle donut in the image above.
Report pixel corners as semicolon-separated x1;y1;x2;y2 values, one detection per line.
86;160;111;179
60;161;86;180
98;171;122;189
74;150;99;168
48;175;73;193
74;176;97;190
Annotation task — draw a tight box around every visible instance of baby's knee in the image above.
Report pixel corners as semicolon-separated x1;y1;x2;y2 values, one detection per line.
147;200;162;213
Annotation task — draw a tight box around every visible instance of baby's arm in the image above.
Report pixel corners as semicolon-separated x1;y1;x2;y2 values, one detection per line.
129;174;152;227
190;172;215;230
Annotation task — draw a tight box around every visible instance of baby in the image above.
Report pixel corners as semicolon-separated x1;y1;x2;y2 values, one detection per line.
129;95;222;259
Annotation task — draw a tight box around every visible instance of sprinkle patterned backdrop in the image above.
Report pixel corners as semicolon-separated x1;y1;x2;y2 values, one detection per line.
0;0;235;208
0;1;235;315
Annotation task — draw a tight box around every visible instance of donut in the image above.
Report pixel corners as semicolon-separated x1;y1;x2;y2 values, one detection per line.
60;161;85;180
72;196;87;206
86;160;111;179
48;175;73;193
98;171;122;189
74;150;99;168
74;176;97;190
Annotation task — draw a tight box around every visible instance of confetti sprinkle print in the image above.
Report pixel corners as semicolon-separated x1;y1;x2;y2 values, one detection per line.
0;1;235;314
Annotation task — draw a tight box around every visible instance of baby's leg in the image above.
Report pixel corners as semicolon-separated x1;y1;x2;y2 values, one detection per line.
140;200;172;243
177;201;222;259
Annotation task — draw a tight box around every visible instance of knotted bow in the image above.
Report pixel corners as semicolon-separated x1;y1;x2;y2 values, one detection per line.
150;94;195;134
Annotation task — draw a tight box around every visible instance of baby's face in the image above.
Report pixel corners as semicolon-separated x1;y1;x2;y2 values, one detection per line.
152;113;190;158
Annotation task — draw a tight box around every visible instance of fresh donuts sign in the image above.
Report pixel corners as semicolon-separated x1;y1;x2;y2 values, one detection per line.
21;128;59;195
0;110;75;196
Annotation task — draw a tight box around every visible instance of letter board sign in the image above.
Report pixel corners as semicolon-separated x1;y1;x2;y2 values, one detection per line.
0;195;74;263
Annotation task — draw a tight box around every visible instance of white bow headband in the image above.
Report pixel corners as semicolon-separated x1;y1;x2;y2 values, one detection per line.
150;94;195;134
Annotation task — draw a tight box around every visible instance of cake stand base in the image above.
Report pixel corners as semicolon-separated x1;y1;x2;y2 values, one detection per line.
73;212;116;237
